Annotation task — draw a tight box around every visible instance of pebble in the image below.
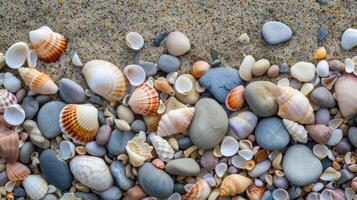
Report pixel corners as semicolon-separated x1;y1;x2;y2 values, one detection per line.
138;162;174;199
117;105;135;124
75;192;100;200
37;101;66;139
85;141;106;156
348;127;357;148
108;130;134;155
255;117;290;150
0;171;9;186
199;67;242;103
279;63;289;73
239;55;255;81
252;58;270;76
316;60;329;77
336;168;354;184
110;161;134;190
123;186;147;200
178;137;193;150
200;150;218;171
100;186;122;200
189;98;228;149
248;159;271;177
314;47;326;60
13;188;26;197
291;62;316;82
261;21;293;45
267;64;280;78
289;79;302;89
283;144;323;186
157;54;180;73
96;124;112;145
42;194;57;200
328;59;345;72
244;81;278;117
4;73;21;92
327;129;343;146
165;158;200;176
317;26;328;41
309;87;335;108
21;96;39;119
341;28;357;51
19;141;35;164
138;62;158;77
238;33;250;44
89;95;104;106
153;32;169;47
15;89;26;103
315;108;330;125
335;138;352;155
59;78;86;104
130;119;146;132
35;95;52;106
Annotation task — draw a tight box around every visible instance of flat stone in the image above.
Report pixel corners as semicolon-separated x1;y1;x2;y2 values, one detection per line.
348;127;357;148
37;101;66;139
138;62;158;77
59;78;86;104
341;28;357;51
21;96;39;119
310;87;335;108
19;141;35;164
157;54;180;73
165;158;200;176
262;21;292;45
100;186;122;200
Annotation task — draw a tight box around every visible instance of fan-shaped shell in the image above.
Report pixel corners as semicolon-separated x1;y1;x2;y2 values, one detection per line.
276;86;314;124
126;137;153;167
246;185;265;200
282;119;308;143
59;104;99;144
150;134;174;161
334;74;357;118
6;162;31;181
191;60;211;78
219;174;253;196
22;175;48;200
306;124;332;144
0;126;19;164
154;77;175;96
157;107;195;137
29;26;67;62
225;85;245;111
183;179;211;200
229;111;258;139
18;68;58;94
0;89;17;113
129;83;159;116
83;60;129;101
70;156;113;191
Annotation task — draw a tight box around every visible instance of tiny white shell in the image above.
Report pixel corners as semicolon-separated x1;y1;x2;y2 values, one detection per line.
22;175;48;200
126;32;144;50
124;64;146;86
27;49;38;68
272;188;289;200
320;167;341;181
345;58;354;73
174;75;193;95
215;163;227;177
195;81;206;93
167;71;178;84
238;149;254;160
72;52;83;67
312;144;328;159
220;136;239;157
59;140;76;160
5;42;30;69
320;189;334;200
4;104;25;126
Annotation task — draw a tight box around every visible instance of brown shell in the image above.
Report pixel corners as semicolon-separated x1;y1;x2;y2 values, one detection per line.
191;61;211;78
225;85;245;111
219;174;253;196
154;77;175;96
255;150;269;163
246;185;265;200
129;83;159;116
18;68;58;94
157;107;195;137
334;74;357;118
183;179;211;200
143;114;162;132
0;89;17;113
305;124;332;144
0;126;19;164
6;162;31;181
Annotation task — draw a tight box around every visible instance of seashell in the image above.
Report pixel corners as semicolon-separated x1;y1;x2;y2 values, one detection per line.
351;177;357;192
215;163;227;177
282;119;308;143
314;47;326;60
191;60;211;78
114;119;131;131
328;118;343;130
6;162;30;181
126;137;153;167
276;86;314;124
334;74;357;117
174;75;193;95
344;187;355;200
168;137;179;151
305;124;332;144
183;179;211;200
307;192;320;200
231;155;246;169
166;31;191;56
4;104;25;126
164;96;186;113
219;174;253;196
29;26;67;62
312;144;328;159
238;149;254;160
255;150;269;163
320;167;341;182
124;65;146;86
239;139;253;150
59;140;76;160
143;114;161;131
229;111;258;139
195;81;206;93
272;188;289;200
83;60;128;101
59;104;99;144
72;52;83;67
27;49;38;68
22;175;48;200
168;192;181;200
321;75;337;90
225;85;245;111
320;189;335;200
129;82;159;116
246;185;265;200
154;77;175;96
0;89;17;113
18;68;58;94
245;160;256;171
345;58;355;73
300;83;314;96
167;71;178;84
157;107;195;137
174;74;199;104
5;42;30;69
125;32;144;50
70;156;113;191
220;136;239;157
150;134;174;161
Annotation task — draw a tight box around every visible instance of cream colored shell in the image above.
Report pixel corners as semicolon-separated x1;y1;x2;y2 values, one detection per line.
126;137;153;167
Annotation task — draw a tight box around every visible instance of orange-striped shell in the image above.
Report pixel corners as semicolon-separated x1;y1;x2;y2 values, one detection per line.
157;107;195;137
129;83;159;116
6;162;31;181
0;126;19;164
29;26;67;62
246;185;265;200
183;179;211;200
154;77;175;96
18;68;58;94
0;89;17;113
191;61;211;78
59;104;99;144
219;174;253;196
225;85;245;111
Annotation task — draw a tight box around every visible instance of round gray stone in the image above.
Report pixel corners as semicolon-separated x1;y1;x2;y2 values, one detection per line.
130;119;146;132
138;62;158;77
37;101;66;139
157;54;180;73
21;96;39;119
19;141;35;164
310;87;335;108
165;158;200;176
59;78;86;104
262;21;293;45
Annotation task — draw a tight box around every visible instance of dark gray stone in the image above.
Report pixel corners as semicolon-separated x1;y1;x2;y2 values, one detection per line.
108;130;134;155
19;141;35;164
59;78;86;104
21;96;39;119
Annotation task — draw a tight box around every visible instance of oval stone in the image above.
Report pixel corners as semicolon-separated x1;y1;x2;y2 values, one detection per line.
37;101;66;139
165;158;200;176
110;161;134;190
59;78;86;104
261;21;292;45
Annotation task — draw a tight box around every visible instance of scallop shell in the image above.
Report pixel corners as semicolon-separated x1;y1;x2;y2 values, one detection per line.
22;175;48;200
276;86;314;124
183;179;211;200
59;104;99;144
219;174;253;196
272;188;289;200
29;26;67;62
282;119;308;143
6;162;31;181
0;126;19;164
72;52;83;67
83;60;129;101
174;75;193;95
312;144;329;159
124;65;146;86
229;111;258;139
143;114;162;132
27;49;38;68
225;85;245;111
126;137;153;167
305;124;332;144
166;31;191;56
191;60;211;78
70;156;113;191
220;136;239;157
129;82;159;116
246;185;265;200
150;134;174;161
18;68;58;94
334;74;357;118
154;77;175;96
5;42;30;69
157;107;195;137
4;104;25;126
125;32;144;50
0;89;17;113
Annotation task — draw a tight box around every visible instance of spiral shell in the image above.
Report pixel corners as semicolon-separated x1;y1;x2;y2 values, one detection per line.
59;104;99;144
129;83;159;116
229;111;258;139
225;85;245;111
6;162;31;181
183;179;211;200
219;174;253;196
305;124;332;144
83;60;129;101
150;134;174;161
18;68;58;94
0;126;19;164
126;137;153;167
157;107;195;137
334;74;357;118
29;26;67;62
191;60;211;78
246;185;265;200
23;175;48;200
282;119;308;143
0;89;17;113
154;77;175;96
276;86;314;124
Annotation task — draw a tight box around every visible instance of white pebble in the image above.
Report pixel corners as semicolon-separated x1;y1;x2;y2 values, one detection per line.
239;55;255;81
72;52;83;67
316;60;329;77
290;62;316;82
277;78;289;87
4;73;21;92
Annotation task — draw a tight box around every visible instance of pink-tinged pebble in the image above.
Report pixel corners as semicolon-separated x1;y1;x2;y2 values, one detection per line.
96;124;112;145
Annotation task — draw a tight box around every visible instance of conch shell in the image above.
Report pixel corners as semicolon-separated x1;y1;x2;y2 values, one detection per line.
305;124;332;144
157;107;195;137
276;86;314;124
246;185;265;200
225;85;245;111
6;162;31;181
154;77;175;96
129;82;159;116
126;137;153;167
282;119;308;143
0;126;19;164
83;60;129;101
0;89;17;113
183;179;211;200
334;74;357;118
150;134;174;161
18;68;58;94
219;174;253;196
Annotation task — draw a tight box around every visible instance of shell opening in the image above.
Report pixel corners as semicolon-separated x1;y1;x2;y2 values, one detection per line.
5;42;30;69
124;65;146;86
175;76;193;95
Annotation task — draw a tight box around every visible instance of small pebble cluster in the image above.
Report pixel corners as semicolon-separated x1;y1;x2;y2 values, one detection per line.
0;21;356;200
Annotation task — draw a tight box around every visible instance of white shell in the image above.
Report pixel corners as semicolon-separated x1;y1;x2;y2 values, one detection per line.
345;58;354;73
277;78;290;87
59;140;76;160
320;167;341;182
231;155;246;169
312;182;324;192
4;73;21;93
72;52;83;67
282;119;308;143
272;188;289;200
215;163;227;177
150;134;174;161
27;49;38;68
195;81;206;93
326;129;343;146
320;189;335;200
238;149;254;160
4;104;25;126
220;136;239;157
174;75;193;95
22;175;48;200
126;32;144;50
312;144;328;159
5;42;30;69
168;192;182;200
167;72;178;84
124;64;146;86
166;31;191;56
229;111;258;139
316;60;329;77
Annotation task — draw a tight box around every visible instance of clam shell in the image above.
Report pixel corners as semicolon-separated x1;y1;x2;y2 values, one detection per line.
282;119;308;143
183;179;211;200
231;155;247;169
4;104;25;126
150;134;174;161
215;163;227;177
154;77;175;96
83;60;129;101
219;174;253;196
166;31;191;56
0;127;19;163
174;74;199;104
320;167;341;182
255;150;269;163
59;104;99;144
229;111;257;139
238;149;254;160
225;85;245;111
174;75;193;95
191;61;211;78
276;86;314;124
312;144;329;159
29;26;67;62
129;82;159;116
220;136;239;157
70;156;113;191
345;58;355;73
306;124;332;144
27;49;38;68
126;137;153;167
126;32;144;50
72;52;83;67
157;107;195;137
246;185;265;200
5;42;29;69
59;140;76;160
18;68;58;94
23;175;48;200
334;74;357;118
272;188;289;200
6;162;30;181
0;89;17;113
143;114;161;132
124;65;146;86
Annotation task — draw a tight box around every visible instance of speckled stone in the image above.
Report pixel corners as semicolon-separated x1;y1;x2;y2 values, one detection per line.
59;78;86;104
157;54;180;73
110;161;134;190
262;21;293;45
37;101;66;139
200;150;218;171
165;158;200;176
255;117;290;150
108;130;134;155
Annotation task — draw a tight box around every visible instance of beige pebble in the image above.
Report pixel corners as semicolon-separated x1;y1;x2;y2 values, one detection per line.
291;62;316;82
239;55;255;81
114;119;131;131
266;64;280;78
117;105;135;124
238;33;250;44
252;59;270;76
300;83;314;96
